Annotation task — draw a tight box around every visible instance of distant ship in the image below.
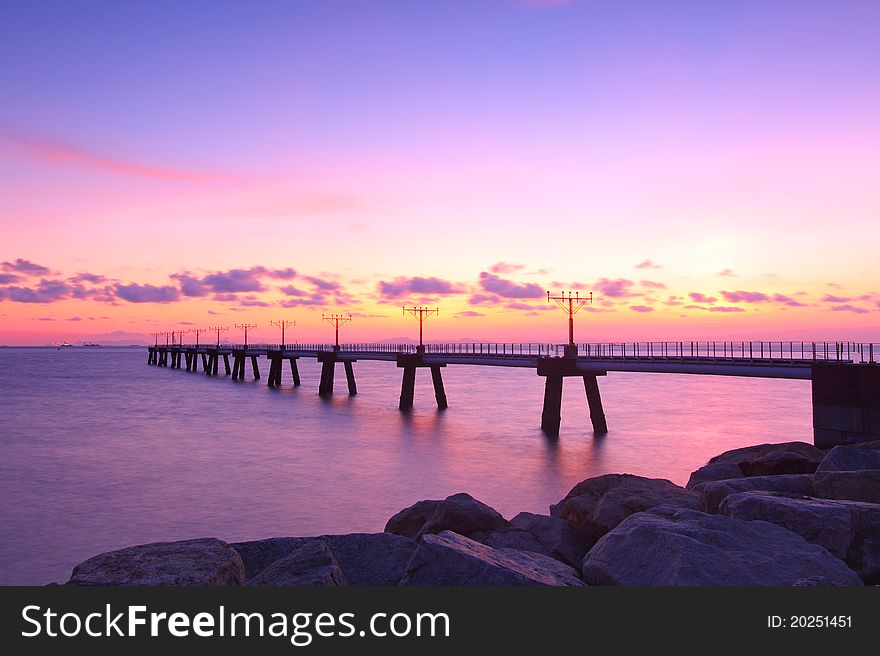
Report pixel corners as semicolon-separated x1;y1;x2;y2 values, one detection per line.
82;343;101;348
57;341;73;350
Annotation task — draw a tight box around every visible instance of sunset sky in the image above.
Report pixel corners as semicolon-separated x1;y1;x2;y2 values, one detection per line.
1;0;878;345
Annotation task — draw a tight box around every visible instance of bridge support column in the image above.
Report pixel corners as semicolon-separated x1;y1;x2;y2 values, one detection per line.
232;353;245;380
289;358;301;386
202;353;209;373
184;353;192;371
431;365;448;409
267;353;282;387
537;358;608;437
812;364;880;447
541;375;563;436
399;365;416;410
211;352;219;376
147;348;154;364
344;361;357;395
583;375;608;434
319;360;335;396
223;354;230;375
250;356;260;380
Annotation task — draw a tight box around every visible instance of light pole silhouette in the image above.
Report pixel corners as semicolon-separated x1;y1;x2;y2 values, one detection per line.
322;314;351;351
235;323;257;349
188;327;208;347
149;332;161;347
403;306;438;353
547;290;593;357
209;326;228;347
271;319;296;350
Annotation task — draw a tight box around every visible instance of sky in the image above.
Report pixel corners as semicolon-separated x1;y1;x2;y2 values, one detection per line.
1;0;878;345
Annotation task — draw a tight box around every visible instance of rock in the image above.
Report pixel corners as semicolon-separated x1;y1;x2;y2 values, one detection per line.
68;538;244;586
386;493;509;539
400;531;585;586
581;506;861;586
550;474;702;549
472;526;549;555
247;540;347;586
696;474;815;513
320;533;417;585
813;470;880;504
231;537;309;580
686;461;745;489
816;445;880;473
719;491;880;583
233;533;417;585
384;500;441;539
687;441;824;488
510;512;587;568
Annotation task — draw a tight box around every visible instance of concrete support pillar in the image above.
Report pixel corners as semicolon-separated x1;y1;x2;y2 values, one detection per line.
399;366;417;410
583;375;608;434
184;353;192;371
431;365;448;409
541;375;564;436
289;359;301;386
812;364;880;447
344;361;357;395
250;355;260;380
211;353;219;376
232;355;243;380
319;360;335;396
223;354;231;376
202;353;209;373
267;356;282;387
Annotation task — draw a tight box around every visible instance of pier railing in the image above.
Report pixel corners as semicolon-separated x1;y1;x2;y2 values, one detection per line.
158;341;879;364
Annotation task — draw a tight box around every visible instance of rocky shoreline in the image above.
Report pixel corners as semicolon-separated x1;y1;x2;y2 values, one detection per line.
64;440;880;586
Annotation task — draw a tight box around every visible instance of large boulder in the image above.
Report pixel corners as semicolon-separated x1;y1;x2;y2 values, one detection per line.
719;491;880;584
550;474;701;548
320;533;417;585
247;540;347;586
511;512;587;568
686;441;824;488
695;474;815;513
384;500;441;539
581;506;861;586
816;444;880;473
231;537;309;580
814;471;880;504
68;538;244;586
233;533;417;585
400;531;584;586
472;527;549;555
385;493;509;539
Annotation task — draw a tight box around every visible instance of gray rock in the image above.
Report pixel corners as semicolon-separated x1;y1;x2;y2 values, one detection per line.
687;441;824;488
472;526;549;555
686;461;745;489
696;474;815;513
68;538;244;586
400;531;585;586
719;491;880;583
814;470;880;504
582;506;861;586
231;537;309;580
320;533;417;585
511;512;587;568
386;493;509;539
817;445;880;473
550;474;702;549
247;540;347;586
384;499;441;539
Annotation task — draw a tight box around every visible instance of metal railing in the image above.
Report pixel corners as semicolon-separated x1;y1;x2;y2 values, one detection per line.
150;341;879;364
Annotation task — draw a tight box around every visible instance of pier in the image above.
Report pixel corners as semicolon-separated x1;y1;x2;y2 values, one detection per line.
146;340;880;446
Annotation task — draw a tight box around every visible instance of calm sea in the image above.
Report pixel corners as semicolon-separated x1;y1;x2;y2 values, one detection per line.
0;347;811;585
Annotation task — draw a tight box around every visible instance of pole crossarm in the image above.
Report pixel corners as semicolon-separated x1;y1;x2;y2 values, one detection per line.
235;323;258;349
271;319;296;349
187;327;209;347
208;326;229;347
322;314;352;349
547;290;593;347
402;306;439;347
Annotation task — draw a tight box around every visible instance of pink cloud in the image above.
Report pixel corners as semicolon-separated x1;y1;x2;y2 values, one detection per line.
379;276;464;298
489;262;525;274
635;259;661;269
629;305;654;313
721;290;770;303
1;132;240;183
689;292;717;304
479;272;544;298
